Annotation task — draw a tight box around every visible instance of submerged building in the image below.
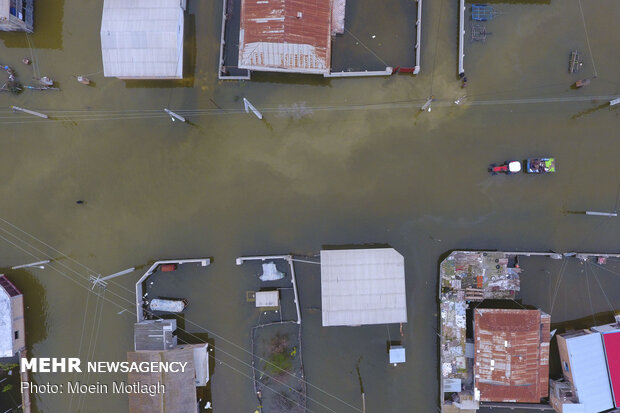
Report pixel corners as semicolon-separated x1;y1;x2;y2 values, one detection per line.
100;0;186;79
238;0;334;75
0;274;25;359
320;248;407;327
474;309;550;404
128;320;209;413
220;0;422;79
439;250;620;413
439;251;551;413
551;320;620;413
0;274;30;413
0;0;33;32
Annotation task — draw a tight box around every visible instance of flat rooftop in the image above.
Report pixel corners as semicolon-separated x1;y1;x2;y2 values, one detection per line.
101;0;185;79
320;248;407;327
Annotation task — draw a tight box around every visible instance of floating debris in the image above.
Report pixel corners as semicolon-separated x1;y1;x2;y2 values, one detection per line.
38;76;54;86
259;262;284;281
569;50;583;73
76;75;90;85
471;4;501;21
471;22;490;42
575;78;590;88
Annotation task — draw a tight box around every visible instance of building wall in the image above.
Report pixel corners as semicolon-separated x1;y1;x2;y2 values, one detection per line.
11;295;25;353
557;335;574;384
0;0;33;32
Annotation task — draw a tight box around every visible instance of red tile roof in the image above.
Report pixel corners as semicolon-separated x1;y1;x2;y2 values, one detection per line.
474;309;550;403
603;331;620;407
239;0;332;73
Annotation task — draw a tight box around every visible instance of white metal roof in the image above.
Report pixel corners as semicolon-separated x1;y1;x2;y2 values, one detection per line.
389;345;406;364
0;286;12;357
320;248;407;327
565;333;614;412
255;291;279;308
100;0;185;79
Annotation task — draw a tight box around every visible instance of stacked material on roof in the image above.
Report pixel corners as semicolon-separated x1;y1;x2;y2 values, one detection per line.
239;0;332;74
474;308;550;403
320;248;407;327
331;0;345;35
100;0;185;79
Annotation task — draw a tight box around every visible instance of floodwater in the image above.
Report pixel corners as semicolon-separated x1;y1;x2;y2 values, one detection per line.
0;0;619;411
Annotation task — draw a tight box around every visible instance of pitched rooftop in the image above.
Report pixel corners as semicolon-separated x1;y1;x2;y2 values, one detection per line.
238;0;332;74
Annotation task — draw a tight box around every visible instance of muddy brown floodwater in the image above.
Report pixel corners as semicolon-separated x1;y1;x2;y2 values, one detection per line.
0;0;619;412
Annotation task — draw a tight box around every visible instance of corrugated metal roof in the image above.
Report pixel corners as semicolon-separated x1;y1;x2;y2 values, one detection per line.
474;309;549;403
100;0;184;79
602;331;620;408
238;0;332;74
565;332;614;412
320;248;407;327
127;347;196;413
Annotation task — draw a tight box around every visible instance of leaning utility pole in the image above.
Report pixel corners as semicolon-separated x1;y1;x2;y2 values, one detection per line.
90;267;136;290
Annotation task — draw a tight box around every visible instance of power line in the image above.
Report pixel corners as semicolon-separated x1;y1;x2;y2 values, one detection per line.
577;0;598;77
0;216;362;412
0;220;360;413
588;262;616;314
1;93;619;126
0;234;322;413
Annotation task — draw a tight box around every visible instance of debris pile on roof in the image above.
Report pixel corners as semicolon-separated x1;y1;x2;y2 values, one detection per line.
331;0;346;35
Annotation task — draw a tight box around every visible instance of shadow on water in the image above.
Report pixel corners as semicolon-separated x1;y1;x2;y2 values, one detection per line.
548;311;617;379
0;0;65;49
249;71;332;87
123;13;197;89
479;0;551;3
570;102;610;120
174;315;215;412
322;243;391;251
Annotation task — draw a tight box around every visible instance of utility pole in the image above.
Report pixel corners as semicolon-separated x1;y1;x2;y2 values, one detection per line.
243;98;263;120
585;210;618;217
164;108;186;123
421;96;434;112
11;260;50;270
90;267;135;290
10;106;49;119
